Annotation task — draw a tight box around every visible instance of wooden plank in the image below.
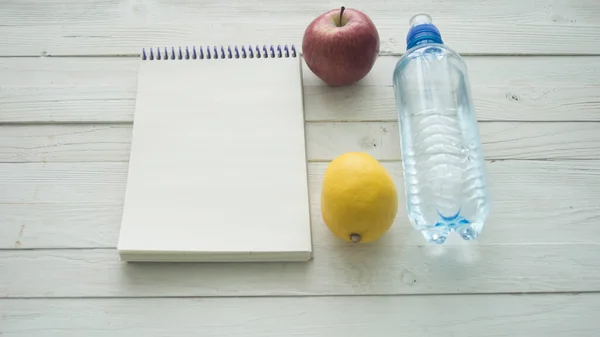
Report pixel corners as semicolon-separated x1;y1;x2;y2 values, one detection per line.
1;0;600;56
303;55;600;87
306;122;600;161
1;122;599;163
0;124;133;163
1;244;599;297
0;204;122;249
2;294;599;336
1;56;599;123
0;57;137;123
1;161;599;249
303;85;600;122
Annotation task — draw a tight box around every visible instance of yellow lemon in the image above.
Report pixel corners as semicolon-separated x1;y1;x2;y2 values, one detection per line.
321;152;398;243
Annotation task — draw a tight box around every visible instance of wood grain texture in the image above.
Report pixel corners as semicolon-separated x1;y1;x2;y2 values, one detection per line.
306;122;600;161
1;0;599;331
0;204;122;249
1;56;599;123
1;122;599;163
2;294;599;336
1;161;599;249
1;0;600;56
2;243;600;297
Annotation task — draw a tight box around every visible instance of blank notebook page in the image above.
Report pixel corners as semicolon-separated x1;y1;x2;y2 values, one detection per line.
117;47;312;262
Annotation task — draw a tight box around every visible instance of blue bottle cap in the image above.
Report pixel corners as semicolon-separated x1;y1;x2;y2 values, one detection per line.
406;13;443;50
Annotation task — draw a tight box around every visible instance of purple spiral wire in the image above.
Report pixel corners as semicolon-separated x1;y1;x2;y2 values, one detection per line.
141;45;297;60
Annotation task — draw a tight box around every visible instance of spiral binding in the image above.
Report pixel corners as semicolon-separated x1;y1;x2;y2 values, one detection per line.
141;45;297;60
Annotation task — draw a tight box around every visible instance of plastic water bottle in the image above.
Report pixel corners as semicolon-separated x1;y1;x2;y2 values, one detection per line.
392;13;490;244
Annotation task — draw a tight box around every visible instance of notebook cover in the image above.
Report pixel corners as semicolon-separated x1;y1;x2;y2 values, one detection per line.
117;45;312;262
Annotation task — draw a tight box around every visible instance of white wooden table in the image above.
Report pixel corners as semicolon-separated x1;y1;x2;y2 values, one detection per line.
1;1;600;336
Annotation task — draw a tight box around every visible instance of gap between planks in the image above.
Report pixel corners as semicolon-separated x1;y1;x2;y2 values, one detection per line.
3;52;600;58
2;290;600;300
1;120;600;125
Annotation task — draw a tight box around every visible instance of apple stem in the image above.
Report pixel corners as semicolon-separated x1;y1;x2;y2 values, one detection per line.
339;6;345;27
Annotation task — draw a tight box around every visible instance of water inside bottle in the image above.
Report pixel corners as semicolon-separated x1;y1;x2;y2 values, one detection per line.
394;46;490;244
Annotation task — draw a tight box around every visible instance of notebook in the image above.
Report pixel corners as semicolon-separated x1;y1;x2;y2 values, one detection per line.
117;45;312;262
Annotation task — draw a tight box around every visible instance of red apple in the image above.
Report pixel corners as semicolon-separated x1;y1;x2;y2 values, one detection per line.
302;7;380;86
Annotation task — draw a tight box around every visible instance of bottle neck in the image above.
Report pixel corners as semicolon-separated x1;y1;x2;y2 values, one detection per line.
406;23;443;50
